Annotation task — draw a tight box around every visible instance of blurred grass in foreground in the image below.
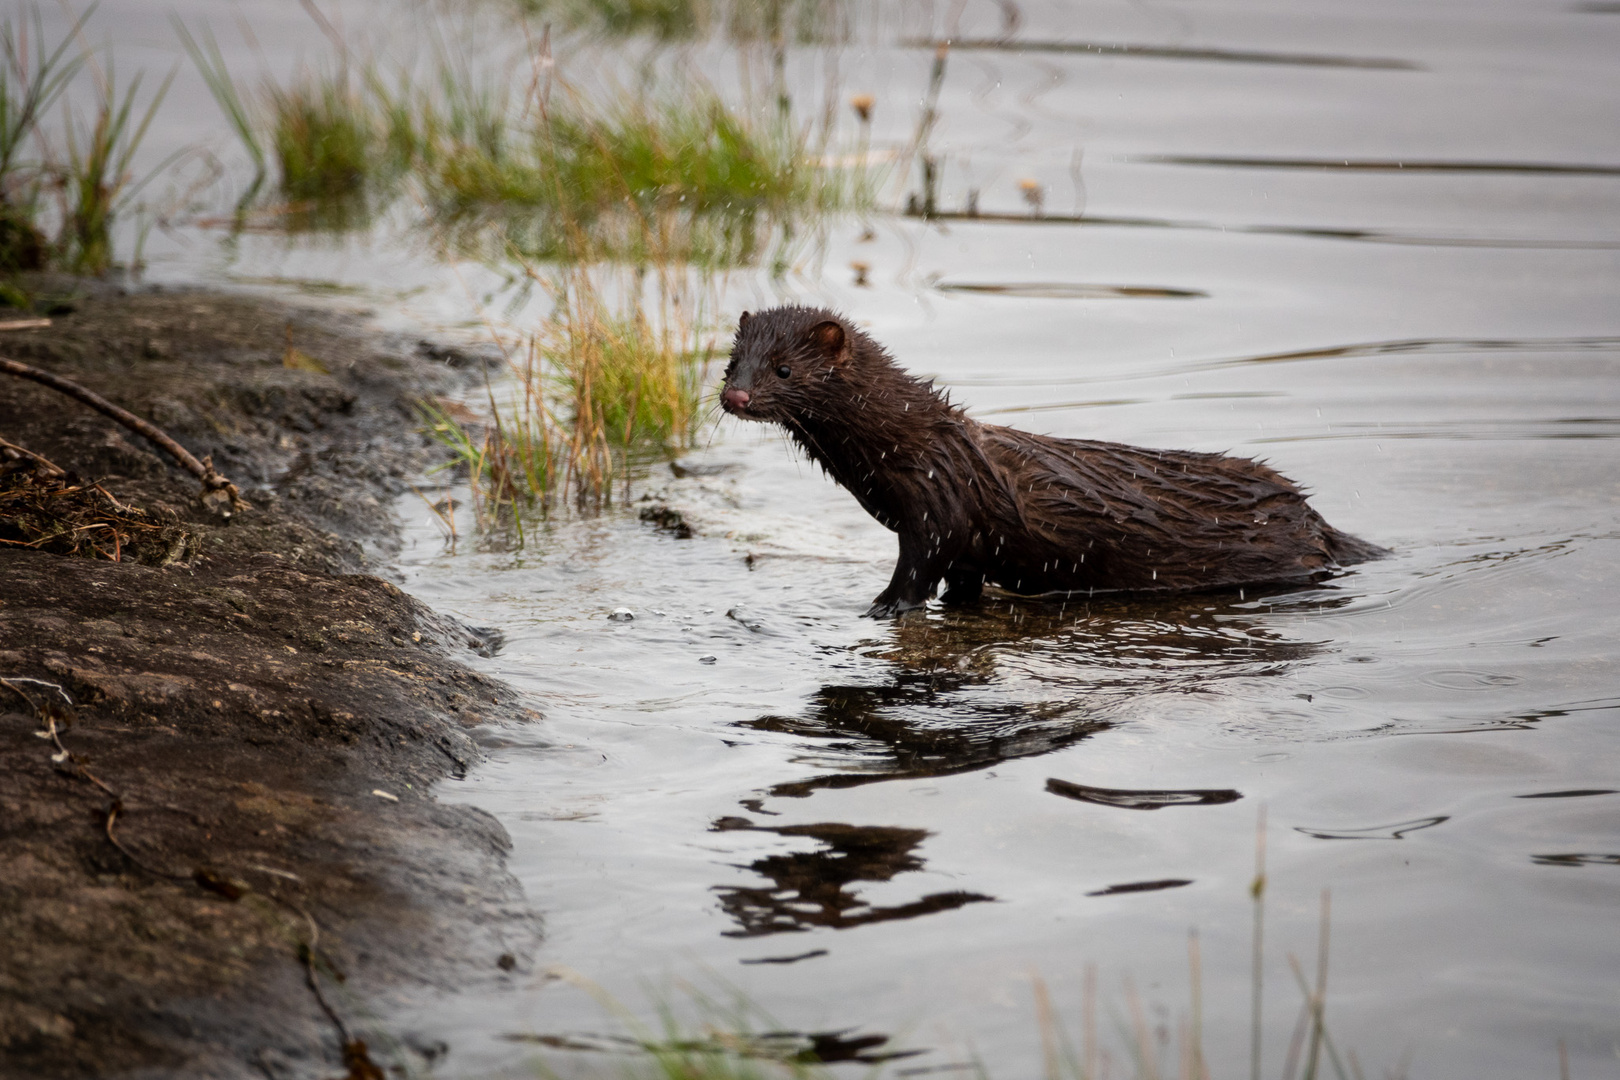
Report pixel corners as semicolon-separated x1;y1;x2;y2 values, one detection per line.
496;823;1391;1080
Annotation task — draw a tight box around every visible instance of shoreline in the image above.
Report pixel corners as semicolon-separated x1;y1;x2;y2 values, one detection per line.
0;279;540;1079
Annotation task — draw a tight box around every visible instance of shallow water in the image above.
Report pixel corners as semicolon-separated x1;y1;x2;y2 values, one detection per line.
49;0;1620;1074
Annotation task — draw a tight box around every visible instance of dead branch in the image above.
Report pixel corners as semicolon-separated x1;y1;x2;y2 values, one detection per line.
0;354;245;513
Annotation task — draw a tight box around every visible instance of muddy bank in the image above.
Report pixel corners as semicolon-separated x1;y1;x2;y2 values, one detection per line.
0;281;540;1079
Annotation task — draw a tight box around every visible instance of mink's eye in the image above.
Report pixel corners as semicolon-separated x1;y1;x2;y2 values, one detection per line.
775;364;791;379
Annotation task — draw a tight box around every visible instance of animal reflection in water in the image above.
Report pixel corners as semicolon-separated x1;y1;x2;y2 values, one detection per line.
709;590;1338;940
711;818;993;938
744;588;1332;799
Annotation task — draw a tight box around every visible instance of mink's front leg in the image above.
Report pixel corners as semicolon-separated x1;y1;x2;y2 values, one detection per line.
865;532;948;617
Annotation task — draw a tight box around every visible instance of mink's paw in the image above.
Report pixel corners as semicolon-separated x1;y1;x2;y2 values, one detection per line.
864;593;926;618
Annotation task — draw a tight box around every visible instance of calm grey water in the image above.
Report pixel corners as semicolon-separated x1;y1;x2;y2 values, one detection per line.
54;0;1620;1075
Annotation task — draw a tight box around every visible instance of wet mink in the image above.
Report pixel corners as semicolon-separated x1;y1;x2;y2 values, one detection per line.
720;306;1385;617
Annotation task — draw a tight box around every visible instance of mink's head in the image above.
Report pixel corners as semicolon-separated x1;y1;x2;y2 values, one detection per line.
720;306;859;425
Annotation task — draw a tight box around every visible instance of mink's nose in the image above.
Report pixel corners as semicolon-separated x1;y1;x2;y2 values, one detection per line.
723;388;750;410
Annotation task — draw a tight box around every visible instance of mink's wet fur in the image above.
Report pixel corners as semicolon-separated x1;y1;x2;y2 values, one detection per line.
721;306;1385;617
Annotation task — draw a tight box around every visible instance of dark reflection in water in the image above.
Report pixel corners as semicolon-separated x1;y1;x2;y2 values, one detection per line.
742;591;1329;800
1296;815;1449;840
907;37;1419;70
1531;854;1620;867
506;1027;919;1065
1396;694;1620;737
935;281;1207;300
1516;789;1618;799
1141;155;1620;176
952;336;1620;390
711;594;1340;942
1085;878;1194;897
739;948;828;965
711;818;994;938
746;675;1110;799
910;209;1620;250
1046;778;1242;810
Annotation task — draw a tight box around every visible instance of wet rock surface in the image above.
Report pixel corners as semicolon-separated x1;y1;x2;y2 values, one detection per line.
0;281;539;1079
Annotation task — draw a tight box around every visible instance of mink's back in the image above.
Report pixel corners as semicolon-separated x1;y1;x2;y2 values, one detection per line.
971;422;1381;594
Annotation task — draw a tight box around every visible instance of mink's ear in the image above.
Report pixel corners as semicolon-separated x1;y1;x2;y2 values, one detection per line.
737;311;751;329
809;320;846;360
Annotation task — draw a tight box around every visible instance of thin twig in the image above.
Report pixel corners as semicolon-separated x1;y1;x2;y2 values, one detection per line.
1084;964;1097;1080
1305;890;1332;1078
1033;976;1059;1080
1251;806;1268;1080
291;902;385;1079
0;355;244;510
0;434;65;475
1287;953;1353;1080
293;903;351;1044
409;484;457;547
104;800;189;880
1189;929;1208;1080
1281;994;1310;1080
2;677;190;880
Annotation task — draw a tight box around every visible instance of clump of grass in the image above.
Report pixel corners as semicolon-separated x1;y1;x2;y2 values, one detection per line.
0;7;176;276
420;273;716;538
547;272;716;448
178;23;403;229
177;14;872;265
419;341;575;536
268;75;375;200
518;0;848;44
532;0;708;41
0;7;86;271
172;17;265;207
57;59;175;274
419;331;617;539
417;83;861;267
517;972;857;1079
263;71;399;230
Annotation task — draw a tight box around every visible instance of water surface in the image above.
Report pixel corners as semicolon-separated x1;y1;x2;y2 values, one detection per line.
52;0;1620;1074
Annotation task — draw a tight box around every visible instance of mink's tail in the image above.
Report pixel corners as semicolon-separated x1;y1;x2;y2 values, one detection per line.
1325;526;1389;566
